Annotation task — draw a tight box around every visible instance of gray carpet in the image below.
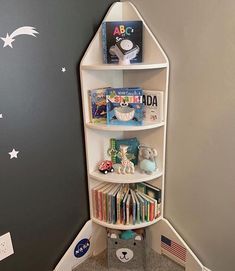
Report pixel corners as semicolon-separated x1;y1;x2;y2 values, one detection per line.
73;249;184;271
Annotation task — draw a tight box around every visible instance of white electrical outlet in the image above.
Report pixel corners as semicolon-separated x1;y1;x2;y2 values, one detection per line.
0;232;14;261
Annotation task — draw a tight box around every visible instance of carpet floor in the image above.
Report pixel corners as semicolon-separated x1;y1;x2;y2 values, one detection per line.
73;249;184;271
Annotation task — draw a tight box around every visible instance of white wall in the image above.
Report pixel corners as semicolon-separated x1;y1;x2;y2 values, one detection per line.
123;1;235;271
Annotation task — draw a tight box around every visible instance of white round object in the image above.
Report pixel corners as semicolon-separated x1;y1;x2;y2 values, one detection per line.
120;39;133;50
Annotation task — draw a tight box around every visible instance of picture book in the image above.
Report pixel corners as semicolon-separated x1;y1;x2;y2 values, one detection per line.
89;88;108;124
108;137;140;165
106;87;143;126
102;21;143;64
142;90;164;123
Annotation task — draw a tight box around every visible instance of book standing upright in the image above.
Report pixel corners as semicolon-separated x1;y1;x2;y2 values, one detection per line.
54;2;205;271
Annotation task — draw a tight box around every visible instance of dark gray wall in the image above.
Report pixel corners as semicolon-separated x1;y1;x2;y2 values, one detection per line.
0;1;116;271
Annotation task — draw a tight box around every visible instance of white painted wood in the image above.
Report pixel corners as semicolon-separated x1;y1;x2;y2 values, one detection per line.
92;216;162;230
53;2;205;271
146;218;204;271
89;169;163;184
86;121;165;131
54;220;106;271
81;63;168;70
80;0;168;233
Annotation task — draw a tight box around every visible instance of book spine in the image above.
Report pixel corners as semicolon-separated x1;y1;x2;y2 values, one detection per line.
102;192;106;221
98;191;102;220
149;202;154;221
101;22;107;63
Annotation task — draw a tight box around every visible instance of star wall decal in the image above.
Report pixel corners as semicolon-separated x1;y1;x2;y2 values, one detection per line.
9;149;19;159
1;26;39;48
61;67;66;72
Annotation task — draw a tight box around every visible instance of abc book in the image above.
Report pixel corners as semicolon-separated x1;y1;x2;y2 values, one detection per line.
102;21;143;64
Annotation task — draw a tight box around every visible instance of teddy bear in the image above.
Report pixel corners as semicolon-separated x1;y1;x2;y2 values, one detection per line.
138;146;158;174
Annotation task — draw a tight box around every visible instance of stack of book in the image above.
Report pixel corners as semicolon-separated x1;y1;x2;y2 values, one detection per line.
91;182;161;225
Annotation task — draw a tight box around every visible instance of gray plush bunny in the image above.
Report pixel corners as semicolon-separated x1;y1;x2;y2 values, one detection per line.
138;146;158;174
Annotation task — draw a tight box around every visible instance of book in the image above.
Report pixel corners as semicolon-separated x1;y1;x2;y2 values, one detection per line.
142;90;164;123
133;190;140;224
130;189;136;225
102;21;143;64
106;87;143;126
92;182;109;218
102;184;114;221
98;183;112;220
136;192;145;223
108;137;140;165
126;194;131;225
122;189;130;224
89;88;108;124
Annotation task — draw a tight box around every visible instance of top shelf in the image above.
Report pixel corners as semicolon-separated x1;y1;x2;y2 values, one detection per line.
81;63;168;71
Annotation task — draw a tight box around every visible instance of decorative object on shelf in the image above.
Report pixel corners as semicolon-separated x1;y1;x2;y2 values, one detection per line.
117;145;135;174
107;137;140;165
143;90;164;123
106;87;143;126
102;21;143;64
98;160;114;174
107;229;145;270
89;87;108;124
138;145;158;174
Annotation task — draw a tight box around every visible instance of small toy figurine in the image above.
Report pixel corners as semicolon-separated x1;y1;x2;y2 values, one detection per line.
98;160;114;174
138;145;158;174
117;145;135;174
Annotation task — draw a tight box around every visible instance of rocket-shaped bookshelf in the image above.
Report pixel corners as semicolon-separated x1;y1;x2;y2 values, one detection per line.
54;2;205;271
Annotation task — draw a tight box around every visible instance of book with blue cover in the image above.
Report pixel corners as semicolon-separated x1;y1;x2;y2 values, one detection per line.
106;87;143;126
89;88;108;123
102;21;143;64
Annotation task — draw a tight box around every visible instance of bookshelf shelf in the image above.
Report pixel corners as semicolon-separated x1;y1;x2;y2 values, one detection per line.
92;216;162;230
85;121;165;132
89;169;163;184
55;4;204;271
81;63;168;70
80;1;169;233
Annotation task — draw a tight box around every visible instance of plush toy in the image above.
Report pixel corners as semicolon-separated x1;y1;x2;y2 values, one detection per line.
138;146;158;174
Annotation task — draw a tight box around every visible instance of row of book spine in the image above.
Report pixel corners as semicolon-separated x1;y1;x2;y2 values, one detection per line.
91;182;161;225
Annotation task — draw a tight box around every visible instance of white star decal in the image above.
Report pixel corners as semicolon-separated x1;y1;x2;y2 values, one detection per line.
61;67;66;72
9;149;19;159
0;113;3;118
1;33;15;48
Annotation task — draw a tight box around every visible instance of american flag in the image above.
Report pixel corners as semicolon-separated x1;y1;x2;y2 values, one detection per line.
161;235;186;262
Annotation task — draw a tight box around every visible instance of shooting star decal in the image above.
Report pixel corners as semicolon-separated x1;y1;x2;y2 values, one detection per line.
1;26;39;48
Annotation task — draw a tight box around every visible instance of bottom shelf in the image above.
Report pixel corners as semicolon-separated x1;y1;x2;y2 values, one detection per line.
92;216;162;230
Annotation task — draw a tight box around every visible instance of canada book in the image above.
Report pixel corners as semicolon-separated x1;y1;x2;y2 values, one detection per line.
102;21;143;64
88;88;108;124
106;87;143;126
143;90;164;123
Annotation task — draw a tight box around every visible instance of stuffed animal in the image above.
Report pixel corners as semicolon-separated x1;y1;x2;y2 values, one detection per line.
138;146;158;174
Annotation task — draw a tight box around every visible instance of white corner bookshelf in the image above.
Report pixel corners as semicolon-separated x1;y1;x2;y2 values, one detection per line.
80;2;168;230
53;2;205;271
